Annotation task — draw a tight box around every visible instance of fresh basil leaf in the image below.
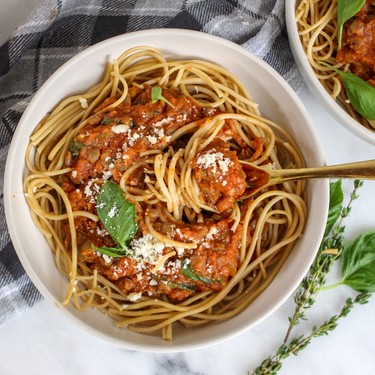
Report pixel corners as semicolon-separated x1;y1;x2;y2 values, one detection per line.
325;180;344;237
341;231;375;292
96;181;138;248
182;259;220;284
92;244;132;258
339;72;375;120
151;86;175;107
337;0;366;48
320;62;375;120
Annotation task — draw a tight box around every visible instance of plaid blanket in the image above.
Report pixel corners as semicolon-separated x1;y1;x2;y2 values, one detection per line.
0;0;303;324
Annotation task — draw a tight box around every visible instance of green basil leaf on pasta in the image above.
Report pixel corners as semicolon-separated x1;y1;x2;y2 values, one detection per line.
320;62;375;120
96;181;138;248
92;244;133;258
339;71;375;120
325;180;344;237
341;231;375;292
151;86;175;107
337;0;366;48
182;259;220;284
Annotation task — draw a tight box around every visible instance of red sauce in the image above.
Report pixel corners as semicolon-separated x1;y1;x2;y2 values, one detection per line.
336;0;375;86
61;85;266;302
191;138;247;213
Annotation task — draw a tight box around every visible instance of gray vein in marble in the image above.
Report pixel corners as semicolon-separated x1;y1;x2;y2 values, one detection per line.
155;353;205;375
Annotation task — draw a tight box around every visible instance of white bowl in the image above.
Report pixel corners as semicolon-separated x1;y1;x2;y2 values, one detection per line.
285;0;375;145
4;29;328;352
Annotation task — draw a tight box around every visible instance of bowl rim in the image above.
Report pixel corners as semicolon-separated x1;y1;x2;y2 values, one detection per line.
4;28;329;352
285;0;375;145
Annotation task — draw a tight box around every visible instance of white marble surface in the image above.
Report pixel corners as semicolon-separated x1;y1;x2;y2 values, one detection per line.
1;1;375;374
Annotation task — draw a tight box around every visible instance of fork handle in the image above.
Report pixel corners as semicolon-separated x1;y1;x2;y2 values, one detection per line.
273;159;375;183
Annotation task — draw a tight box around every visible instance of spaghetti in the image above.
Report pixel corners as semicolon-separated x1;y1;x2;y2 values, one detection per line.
296;0;375;131
24;46;307;340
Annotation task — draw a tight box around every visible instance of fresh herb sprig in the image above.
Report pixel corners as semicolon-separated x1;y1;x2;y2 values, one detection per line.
251;180;375;374
284;180;350;342
94;181;138;257
253;292;370;375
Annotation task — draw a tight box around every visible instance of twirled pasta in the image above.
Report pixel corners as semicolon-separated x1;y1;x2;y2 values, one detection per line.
24;46;306;340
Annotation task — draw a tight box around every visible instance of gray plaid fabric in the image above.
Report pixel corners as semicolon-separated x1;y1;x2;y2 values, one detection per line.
0;0;303;324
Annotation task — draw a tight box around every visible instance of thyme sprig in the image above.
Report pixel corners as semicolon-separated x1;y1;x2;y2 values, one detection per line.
251;180;374;374
253;293;370;375
284;180;363;342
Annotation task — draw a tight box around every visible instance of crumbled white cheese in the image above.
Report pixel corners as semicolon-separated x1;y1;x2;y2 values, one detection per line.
206;226;218;240
131;234;166;266
102;254;112;264
146;135;158;144
84;179;101;203
152;117;173;128
196;151;232;174
107;203;118;218
112;124;130;134
71;170;77;178
94;251;112;264
175;247;185;256
127;292;142;302
96;227;107;236
149;279;158;286
79;98;88;108
102;170;112;180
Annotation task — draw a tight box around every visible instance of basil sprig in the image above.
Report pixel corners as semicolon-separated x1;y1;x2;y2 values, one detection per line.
94;181;138;257
321;62;375;120
340;231;375;292
151;86;175;107
337;0;366;49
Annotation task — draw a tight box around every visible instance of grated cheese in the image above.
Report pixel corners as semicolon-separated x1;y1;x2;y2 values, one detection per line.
84;179;101;203
152;117;173;128
112;124;130;134
131;234;166;267
107;203;118;218
196;151;232;174
146;135;158;144
206;226;218;240
127;292;142;302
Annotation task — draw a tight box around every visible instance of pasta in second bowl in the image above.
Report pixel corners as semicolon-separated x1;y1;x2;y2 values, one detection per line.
4;29;328;352
286;0;375;145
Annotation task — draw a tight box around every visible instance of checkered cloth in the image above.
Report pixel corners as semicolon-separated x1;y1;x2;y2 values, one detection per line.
0;0;303;324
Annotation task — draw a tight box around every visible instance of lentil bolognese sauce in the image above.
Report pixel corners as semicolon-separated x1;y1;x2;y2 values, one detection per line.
336;0;375;87
24;46;307;340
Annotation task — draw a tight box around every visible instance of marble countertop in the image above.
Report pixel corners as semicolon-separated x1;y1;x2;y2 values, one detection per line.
1;2;375;374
